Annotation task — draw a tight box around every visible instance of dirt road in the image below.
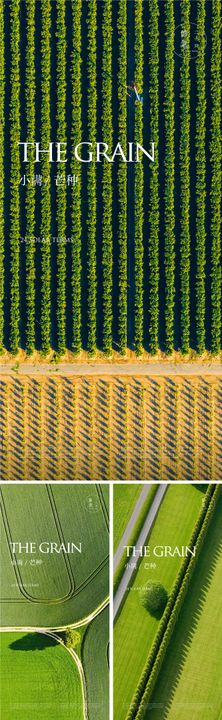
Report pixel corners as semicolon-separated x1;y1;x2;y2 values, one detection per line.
1;362;221;377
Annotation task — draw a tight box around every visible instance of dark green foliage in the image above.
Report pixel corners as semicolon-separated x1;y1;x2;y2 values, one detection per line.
25;0;35;354
134;0;144;355
210;0;221;354
40;0;51;354
71;0;82;354
102;0;113;355
86;0;97;355
164;0;175;354
195;0;206;354
140;583;168;614
180;1;190;354
56;0;66;355
148;0;159;354
0;0;5;351
10;0;20;354
117;0;127;353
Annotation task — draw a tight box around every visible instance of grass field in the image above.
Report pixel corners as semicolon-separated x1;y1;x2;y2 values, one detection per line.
0;632;84;720
114;484;142;550
114;484;206;720
0;375;221;481
0;483;109;628
82;606;109;720
147;493;222;720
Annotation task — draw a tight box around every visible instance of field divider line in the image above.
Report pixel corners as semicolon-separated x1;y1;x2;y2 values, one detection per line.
114;484;168;619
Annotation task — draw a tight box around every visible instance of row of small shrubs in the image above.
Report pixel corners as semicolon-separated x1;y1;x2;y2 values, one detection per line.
86;0;97;354
134;0;144;356
56;0;67;355
179;0;190;354
40;0;51;354
117;0;127;353
164;0;175;354
0;0;5;352
25;0;36;355
195;0;206;354
102;0;113;355
148;0;159;355
71;0;82;354
10;0;20;354
210;0;221;354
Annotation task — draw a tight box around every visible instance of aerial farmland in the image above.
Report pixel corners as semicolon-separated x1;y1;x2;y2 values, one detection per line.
0;483;109;720
0;0;221;480
114;483;222;720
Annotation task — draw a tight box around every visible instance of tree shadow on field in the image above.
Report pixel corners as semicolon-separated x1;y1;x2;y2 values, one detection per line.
9;633;57;652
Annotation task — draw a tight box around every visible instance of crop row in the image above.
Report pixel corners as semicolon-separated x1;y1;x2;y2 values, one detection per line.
71;0;82;354
0;0;4;352
117;0;127;353
9;0;20;354
40;0;51;355
25;0;36;355
210;0;221;354
127;484;221;720
56;0;67;355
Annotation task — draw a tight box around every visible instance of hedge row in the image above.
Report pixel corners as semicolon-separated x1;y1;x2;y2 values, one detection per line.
10;0;20;354
148;0;159;355
164;0;175;354
0;0;5;352
134;0;144;355
127;484;220;720
210;0;221;354
117;0;127;353
87;0;97;354
25;0;35;355
179;1;190;354
71;0;82;354
195;0;206;354
40;0;51;354
56;0;67;355
114;484;158;596
102;0;113;355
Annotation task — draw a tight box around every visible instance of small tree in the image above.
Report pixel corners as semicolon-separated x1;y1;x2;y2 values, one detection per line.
140;582;168;615
65;629;81;649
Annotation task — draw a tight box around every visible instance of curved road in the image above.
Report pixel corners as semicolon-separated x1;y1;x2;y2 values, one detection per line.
114;484;168;619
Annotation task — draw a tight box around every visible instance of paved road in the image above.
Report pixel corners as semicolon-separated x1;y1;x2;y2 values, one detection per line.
114;484;168;620
0;362;221;376
114;485;151;573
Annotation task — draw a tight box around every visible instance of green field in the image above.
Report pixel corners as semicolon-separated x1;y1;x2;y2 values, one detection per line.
146;493;222;720
114;484;142;550
82;606;109;720
114;485;206;720
0;484;109;627
0;632;84;720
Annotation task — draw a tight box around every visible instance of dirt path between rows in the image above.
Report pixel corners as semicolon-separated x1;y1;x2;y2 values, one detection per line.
1;362;221;376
